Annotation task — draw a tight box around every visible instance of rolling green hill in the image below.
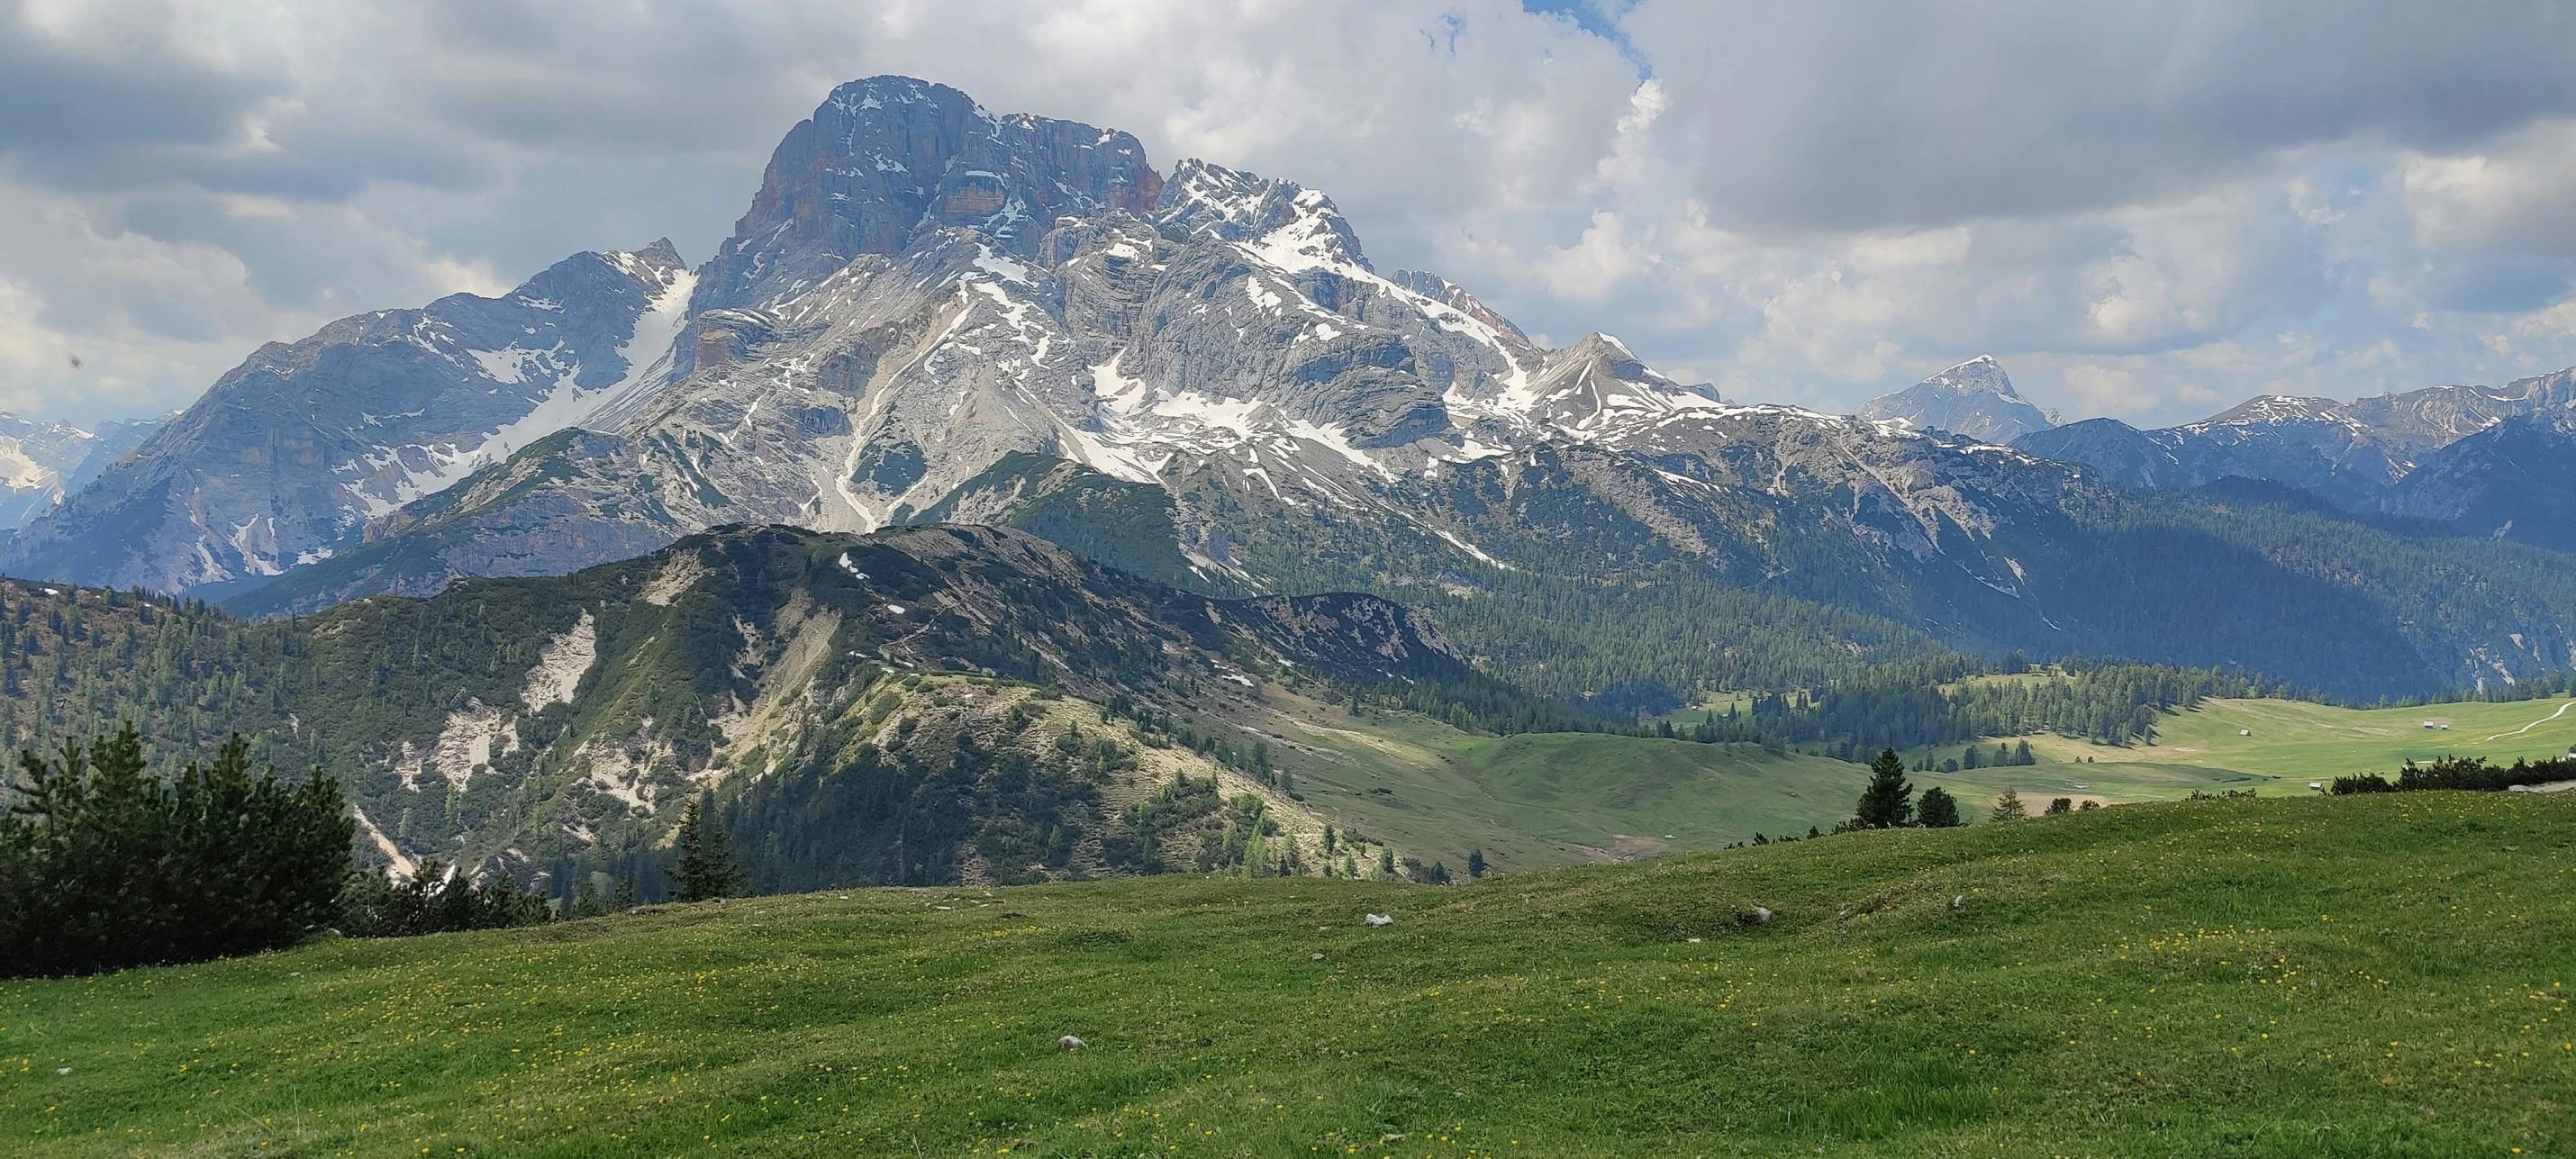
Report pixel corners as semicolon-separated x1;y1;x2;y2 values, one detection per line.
1248;686;1861;869
1902;694;2576;811
5;793;2571;1155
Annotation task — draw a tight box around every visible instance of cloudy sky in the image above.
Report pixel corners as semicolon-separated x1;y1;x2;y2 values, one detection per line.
6;0;2576;428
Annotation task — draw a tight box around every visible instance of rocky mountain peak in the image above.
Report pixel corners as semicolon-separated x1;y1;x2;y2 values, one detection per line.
696;76;1163;313
1856;355;2057;442
0;237;694;592
1391;270;1536;356
1155;159;1372;276
2194;394;2353;430
1925;355;2012;395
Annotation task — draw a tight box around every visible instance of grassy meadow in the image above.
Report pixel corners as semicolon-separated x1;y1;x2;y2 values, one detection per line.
1903;694;2576;813
1252;689;2576;854
5;792;2571;1156
1249;690;1863;868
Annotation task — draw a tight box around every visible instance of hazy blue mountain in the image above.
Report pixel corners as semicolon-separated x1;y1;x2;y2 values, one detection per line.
2014;367;2576;543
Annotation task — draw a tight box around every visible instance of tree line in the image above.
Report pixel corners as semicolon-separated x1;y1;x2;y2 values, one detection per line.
2331;755;2576;795
1;726;748;979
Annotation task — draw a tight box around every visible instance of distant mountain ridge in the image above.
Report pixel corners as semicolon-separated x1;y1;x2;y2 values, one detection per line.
0;412;164;530
2014;367;2576;546
1856;355;2059;442
2;243;694;592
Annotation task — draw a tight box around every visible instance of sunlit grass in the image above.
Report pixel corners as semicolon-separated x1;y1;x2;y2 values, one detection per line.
3;792;2571;1155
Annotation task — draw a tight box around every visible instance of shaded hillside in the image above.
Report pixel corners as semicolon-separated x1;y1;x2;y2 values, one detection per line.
3;525;1574;888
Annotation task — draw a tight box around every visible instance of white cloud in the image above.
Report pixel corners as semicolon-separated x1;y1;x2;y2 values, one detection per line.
3;0;2575;431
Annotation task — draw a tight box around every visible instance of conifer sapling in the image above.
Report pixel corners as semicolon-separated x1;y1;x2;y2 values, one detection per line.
1852;747;1915;829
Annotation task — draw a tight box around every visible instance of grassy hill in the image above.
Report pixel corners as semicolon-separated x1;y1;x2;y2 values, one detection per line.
1238;686;1864;870
1902;694;2576;812
5;792;2571;1155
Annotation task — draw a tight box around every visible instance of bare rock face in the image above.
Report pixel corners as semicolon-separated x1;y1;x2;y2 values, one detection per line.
1856;356;2058;444
690;76;1162;320
4;244;693;592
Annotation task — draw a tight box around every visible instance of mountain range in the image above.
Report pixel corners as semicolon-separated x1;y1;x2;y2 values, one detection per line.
5;76;2575;702
2011;369;2576;550
0;412;163;532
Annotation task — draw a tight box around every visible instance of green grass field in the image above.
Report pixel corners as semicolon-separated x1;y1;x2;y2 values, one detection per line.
1894;695;2576;816
1249;692;1861;868
5;792;2571;1156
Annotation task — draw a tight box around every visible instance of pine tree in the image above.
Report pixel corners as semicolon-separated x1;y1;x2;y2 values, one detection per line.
2012;740;2035;765
1916;785;1964;828
671;792;745;902
1988;790;2028;821
1466;848;1486;878
2;726;351;976
1852;747;1915;829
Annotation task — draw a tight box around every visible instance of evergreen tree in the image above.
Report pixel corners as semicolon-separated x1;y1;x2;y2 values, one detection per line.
1916;785;1964;828
1987;790;2027;821
1466;848;1486;878
1991;743;2013;767
1851;747;1915;829
1;726;352;977
2012;740;2035;765
1961;745;1982;770
671;792;746;902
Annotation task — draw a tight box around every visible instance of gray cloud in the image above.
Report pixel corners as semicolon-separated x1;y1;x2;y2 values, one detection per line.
2;0;2573;430
1627;0;2576;232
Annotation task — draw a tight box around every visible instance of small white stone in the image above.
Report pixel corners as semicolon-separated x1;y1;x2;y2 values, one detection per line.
1058;1035;1085;1050
1364;912;1392;927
